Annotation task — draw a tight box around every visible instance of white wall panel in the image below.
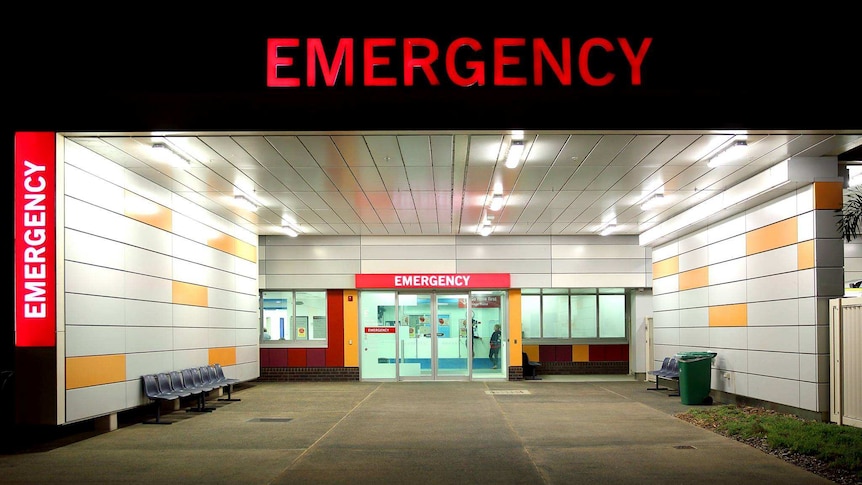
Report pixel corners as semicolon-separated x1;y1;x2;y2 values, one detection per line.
708;258;746;286
457;259;552;274
713;348;747;372
747;245;797;279
652;310;679;328
122;217;173;254
208;288;237;311
651;242;678;262
459;244;551;259
124;272;172;302
552;274;647;288
173;259;234;291
747;273;800;303
172;327;209;350
652;293;679;312
798;297;819;325
125;244;173;279
237;328;262;346
361;245;456;259
795;186;814;214
65;171;124;213
798;381;827;413
797;211;814;241
208;328;238;348
678;229;708;253
237;312;258;330
749;350;800;380
798;268;816;297
64;198;124;240
709;327;748;349
172;236;228;269
126;327;174;353
172;349;209;371
265;260;362;274
234;362;260;381
236;345;260;365
235;258;258;278
65;262;125;298
678;246;708;272
679;287;708;309
746;194;798;230
172;306;227;328
66;294;124;326
265;274;355;289
678;307;708;327
748;375;800;408
707;216;745;243
551;259;647;273
235;275;260;296
65;230;124;268
748;300;799;327
126;300;172;327
708;235;746;265
748;326;799;353
361;260;458;273
651;275;678;295
66;326;126;357
679;327;709;347
652;327;679;345
66;383;128;423
125;351;174;379
237;294;260;313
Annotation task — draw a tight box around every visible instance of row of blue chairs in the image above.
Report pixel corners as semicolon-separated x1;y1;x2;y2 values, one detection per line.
647;356;680;396
141;364;240;424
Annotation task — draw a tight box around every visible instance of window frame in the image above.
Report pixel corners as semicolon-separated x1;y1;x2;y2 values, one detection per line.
521;288;630;345
260;289;329;349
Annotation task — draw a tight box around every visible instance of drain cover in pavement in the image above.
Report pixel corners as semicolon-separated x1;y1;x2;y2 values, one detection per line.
486;390;531;395
248;418;294;422
673;445;696;449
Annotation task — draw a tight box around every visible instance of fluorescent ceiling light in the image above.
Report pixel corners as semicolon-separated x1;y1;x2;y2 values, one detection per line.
478;215;493;236
640;193;665;211
489;193;504;211
505;140;525;169
152;142;191;169
234;194;259;211
848;166;862;187
707;140;748;168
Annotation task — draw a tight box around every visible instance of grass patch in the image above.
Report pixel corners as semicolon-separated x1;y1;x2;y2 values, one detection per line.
679;405;862;480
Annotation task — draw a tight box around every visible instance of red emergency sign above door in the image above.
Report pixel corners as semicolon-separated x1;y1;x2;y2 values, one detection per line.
355;273;510;289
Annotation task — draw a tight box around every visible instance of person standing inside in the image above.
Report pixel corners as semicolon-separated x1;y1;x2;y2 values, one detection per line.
489;324;502;369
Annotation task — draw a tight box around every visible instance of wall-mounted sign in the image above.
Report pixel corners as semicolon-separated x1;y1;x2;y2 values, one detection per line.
355;273;510;289
267;37;652;88
14;132;56;347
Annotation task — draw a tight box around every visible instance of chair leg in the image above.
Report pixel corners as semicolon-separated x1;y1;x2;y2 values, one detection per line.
218;385;241;402
143;401;172;425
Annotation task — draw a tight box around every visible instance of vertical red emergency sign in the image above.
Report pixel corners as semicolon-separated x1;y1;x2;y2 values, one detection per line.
14;132;56;347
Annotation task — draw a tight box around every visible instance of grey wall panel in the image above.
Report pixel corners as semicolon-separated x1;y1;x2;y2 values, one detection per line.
678;287;708;309
361;260;457;273
551;259;647;274
814;239;844;268
362;235;457;246
679;327;709;347
552;273;647;288
66;326;126;357
265;260;362;275
749;350;800;380
264;274;350;289
748;300;800;326
65;294;125;326
551;235;639;246
66;383;127;423
456;259;551;274
361;244;456;260
652;309;679;328
551;244;647;259
509;274;552;288
265;244;361;260
263;235;360;246
708;327;748;350
746;273;801;303
815;267;845;296
457;234;551;246
748;326;799;353
457;244;551;259
678;307;708;327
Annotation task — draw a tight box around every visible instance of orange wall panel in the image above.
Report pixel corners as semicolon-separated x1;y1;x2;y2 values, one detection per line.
172;281;208;306
343;290;359;367
124;191;172;232
652;256;679;279
679;266;709;290
746;218;797;255
66;355;126;389
208;347;236;366
813;181;844;210
508;289;522;364
797;240;814;270
572;344;589;362
709;304;748;327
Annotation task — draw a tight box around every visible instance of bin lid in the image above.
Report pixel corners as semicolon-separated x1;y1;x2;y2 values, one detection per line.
675;351;717;360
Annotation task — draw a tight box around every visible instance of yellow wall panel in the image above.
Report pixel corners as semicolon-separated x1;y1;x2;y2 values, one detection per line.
207;234;257;262
709;304;748;327
813;181;844;210
746;218;797;255
679;266;709;290
343;290;359;367
652;256;679;279
233;239;257;262
208;347;236;366
797;240;814;270
172;281;208;306
572;344;589;362
66;355;126;389
523;344;539;362
508;289;522;365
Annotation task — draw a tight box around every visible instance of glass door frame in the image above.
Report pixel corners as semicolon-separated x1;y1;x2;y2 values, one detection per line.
395;291;471;381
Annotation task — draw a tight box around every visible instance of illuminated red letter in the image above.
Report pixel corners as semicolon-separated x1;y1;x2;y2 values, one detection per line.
533;38;571;86
308;38;354;87
267;38;301;87
404;38;440;86
579;37;615;86
494;38;527;86
364;38;397;86
446;38;484;87
618;37;652;85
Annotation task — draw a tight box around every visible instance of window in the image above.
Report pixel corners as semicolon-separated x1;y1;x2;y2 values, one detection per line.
260;290;327;344
521;288;629;341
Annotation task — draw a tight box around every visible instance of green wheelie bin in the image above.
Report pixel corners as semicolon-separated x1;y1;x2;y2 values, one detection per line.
675;351;717;405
